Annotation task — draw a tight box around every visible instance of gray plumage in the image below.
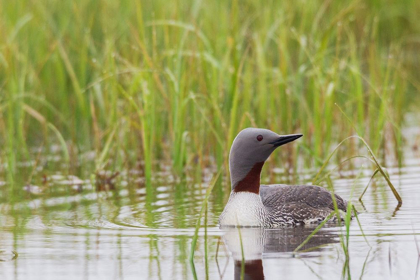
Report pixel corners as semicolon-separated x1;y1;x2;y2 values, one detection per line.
260;184;347;226
219;128;350;228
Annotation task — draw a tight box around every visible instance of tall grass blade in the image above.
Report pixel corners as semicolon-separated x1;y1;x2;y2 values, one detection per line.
96;126;117;171
47;123;69;164
189;170;222;260
353;205;370;247
237;225;245;280
312;135;402;205
293;212;334;253
359;168;380;202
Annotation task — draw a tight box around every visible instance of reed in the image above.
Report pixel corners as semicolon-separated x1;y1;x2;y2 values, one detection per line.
0;0;418;183
189;171;221;269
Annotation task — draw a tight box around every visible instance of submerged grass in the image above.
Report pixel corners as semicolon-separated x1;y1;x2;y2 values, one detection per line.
0;0;419;186
1;2;416;275
189;170;221;279
293;135;387;278
312;135;402;205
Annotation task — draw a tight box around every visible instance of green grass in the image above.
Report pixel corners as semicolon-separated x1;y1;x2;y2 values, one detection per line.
189;170;221;279
0;3;418;278
292;137;385;278
0;0;419;183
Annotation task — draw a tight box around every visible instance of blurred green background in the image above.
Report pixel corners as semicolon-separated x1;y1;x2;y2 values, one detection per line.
1;0;419;182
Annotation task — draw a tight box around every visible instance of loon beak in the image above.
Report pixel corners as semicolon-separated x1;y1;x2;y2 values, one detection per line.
269;134;303;147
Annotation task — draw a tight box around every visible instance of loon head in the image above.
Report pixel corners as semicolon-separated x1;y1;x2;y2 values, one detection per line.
229;128;302;193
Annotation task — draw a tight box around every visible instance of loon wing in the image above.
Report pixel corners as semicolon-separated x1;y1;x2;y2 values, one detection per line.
259;184;348;213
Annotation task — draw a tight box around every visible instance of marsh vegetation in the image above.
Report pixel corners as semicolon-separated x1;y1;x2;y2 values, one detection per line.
0;0;419;279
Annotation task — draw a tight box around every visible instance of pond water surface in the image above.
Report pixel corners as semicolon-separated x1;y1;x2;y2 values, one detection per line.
0;126;420;280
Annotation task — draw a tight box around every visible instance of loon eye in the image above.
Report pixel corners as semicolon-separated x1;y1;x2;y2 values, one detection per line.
257;135;263;141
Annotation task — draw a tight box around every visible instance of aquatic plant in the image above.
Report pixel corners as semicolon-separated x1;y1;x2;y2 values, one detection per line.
0;0;418;183
189;170;221;279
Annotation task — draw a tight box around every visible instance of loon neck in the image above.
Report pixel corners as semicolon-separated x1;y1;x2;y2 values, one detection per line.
232;162;264;194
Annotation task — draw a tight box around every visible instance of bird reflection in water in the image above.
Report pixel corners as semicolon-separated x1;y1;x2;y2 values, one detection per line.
220;226;339;280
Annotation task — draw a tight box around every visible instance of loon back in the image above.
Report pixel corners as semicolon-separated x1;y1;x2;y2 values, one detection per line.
260;184;348;226
260;184;347;211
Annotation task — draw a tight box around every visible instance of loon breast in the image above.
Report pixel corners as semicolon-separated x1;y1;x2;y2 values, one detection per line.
218;192;267;227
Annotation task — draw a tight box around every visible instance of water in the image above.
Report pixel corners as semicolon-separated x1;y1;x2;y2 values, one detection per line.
0;128;419;279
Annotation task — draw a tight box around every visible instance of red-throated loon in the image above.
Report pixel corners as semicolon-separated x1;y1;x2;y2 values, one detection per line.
219;128;348;227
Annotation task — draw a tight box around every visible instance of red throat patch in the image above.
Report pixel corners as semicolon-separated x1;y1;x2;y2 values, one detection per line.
233;162;264;194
